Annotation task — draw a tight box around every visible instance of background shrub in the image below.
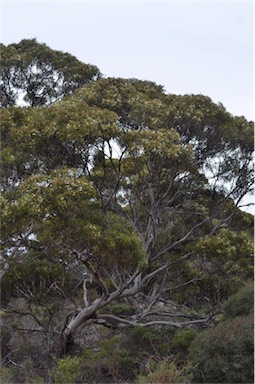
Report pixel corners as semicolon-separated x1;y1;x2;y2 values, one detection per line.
222;282;254;319
137;357;193;384
54;356;83;384
189;313;254;383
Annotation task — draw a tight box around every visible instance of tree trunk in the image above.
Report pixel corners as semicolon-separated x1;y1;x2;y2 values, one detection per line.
59;270;142;355
60;295;107;354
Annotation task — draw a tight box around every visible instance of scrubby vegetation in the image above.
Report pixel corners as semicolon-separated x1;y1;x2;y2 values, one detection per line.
189;284;254;383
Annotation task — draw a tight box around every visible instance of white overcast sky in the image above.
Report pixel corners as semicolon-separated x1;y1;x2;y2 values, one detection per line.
0;1;254;121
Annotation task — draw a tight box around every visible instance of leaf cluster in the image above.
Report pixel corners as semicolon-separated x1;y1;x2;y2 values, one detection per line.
0;38;100;107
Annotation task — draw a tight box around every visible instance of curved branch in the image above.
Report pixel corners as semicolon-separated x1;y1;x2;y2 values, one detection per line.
152;216;212;261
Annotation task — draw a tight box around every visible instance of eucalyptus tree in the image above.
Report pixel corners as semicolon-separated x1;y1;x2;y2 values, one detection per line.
1;76;253;354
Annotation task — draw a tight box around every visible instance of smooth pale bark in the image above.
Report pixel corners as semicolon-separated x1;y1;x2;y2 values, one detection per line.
61;270;141;352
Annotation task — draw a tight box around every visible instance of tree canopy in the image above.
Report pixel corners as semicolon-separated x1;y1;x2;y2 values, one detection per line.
0;39;101;107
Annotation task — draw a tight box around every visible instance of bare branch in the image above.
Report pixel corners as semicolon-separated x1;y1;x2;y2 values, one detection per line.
96;313;216;328
163;276;203;293
151;216;213;261
0;324;60;335
70;250;109;298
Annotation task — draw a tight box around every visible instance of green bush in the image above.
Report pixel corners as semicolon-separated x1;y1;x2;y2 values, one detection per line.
131;325;152;342
172;329;197;350
99;334;138;382
54;356;83;384
222;282;254;319
128;326;175;356
0;366;14;384
189;313;254;383
137;357;193;384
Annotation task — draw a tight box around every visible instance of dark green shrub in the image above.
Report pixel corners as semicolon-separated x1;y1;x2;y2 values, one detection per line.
189;313;254;383
222;282;254;319
131;326;152;342
127;326;175;357
172;329;197;351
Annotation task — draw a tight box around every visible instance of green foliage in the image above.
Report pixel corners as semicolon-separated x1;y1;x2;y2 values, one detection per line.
107;303;136;316
126;326;175;358
189;313;254;383
185;228;254;306
0;38;100;107
1;259;70;303
165;93;254;157
126;128;189;158
54;356;83;384
99;334;137;382
222;283;254;319
94;213;147;268
54;334;139;383
172;329;197;351
137;357;193;384
0;366;14;383
194;228;254;265
229;206;254;234
0;355;15;383
75;77;166;127
1;162;145;270
131;325;152;342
